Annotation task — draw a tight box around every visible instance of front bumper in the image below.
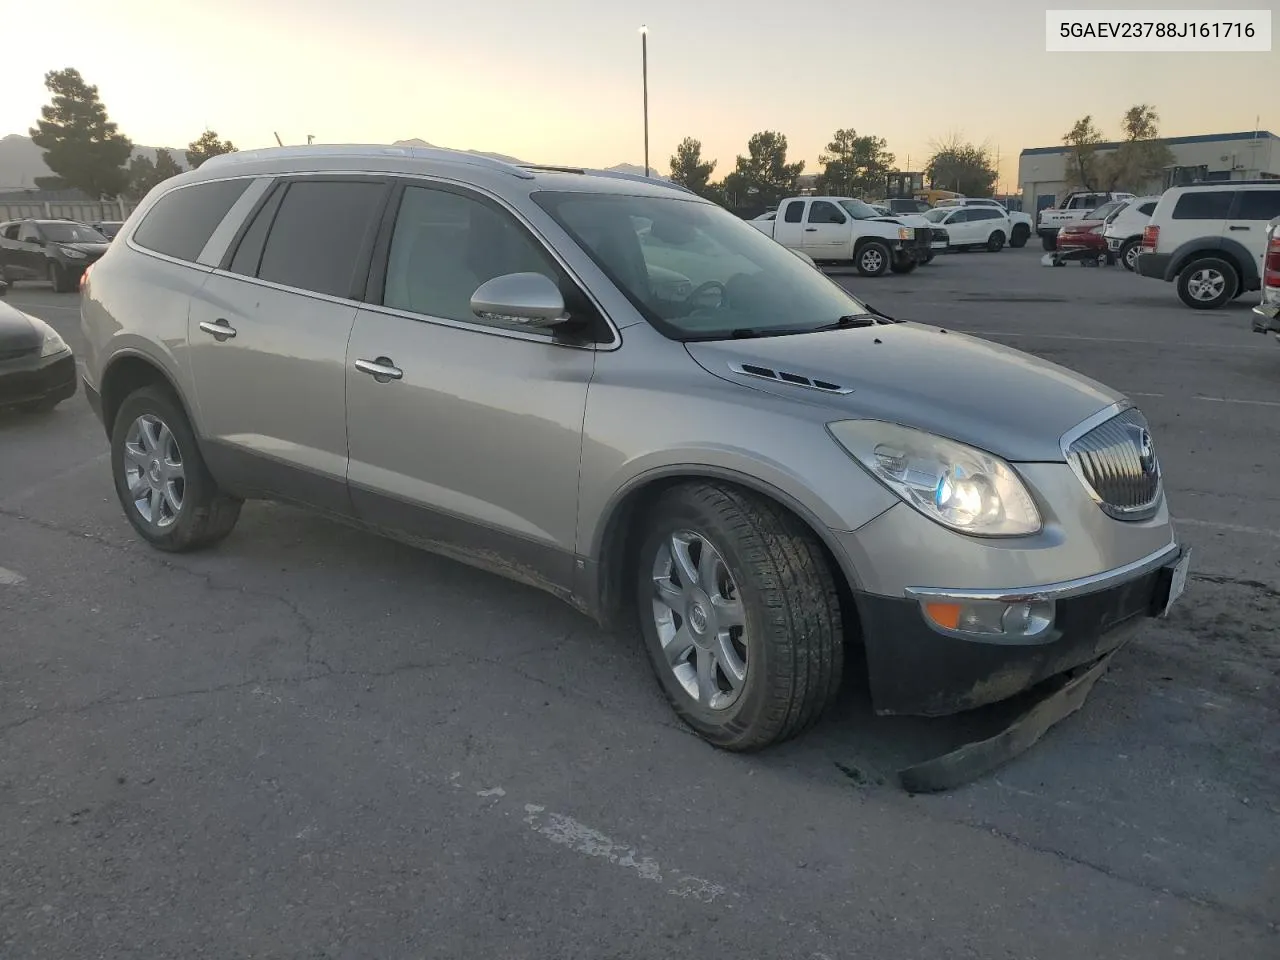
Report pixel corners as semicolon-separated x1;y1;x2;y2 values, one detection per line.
855;543;1186;716
1252;301;1280;336
0;349;77;410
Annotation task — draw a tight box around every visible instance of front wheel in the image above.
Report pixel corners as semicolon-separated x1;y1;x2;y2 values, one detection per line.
1041;234;1056;251
1010;225;1029;248
986;231;1006;252
635;483;844;751
854;241;891;277
1176;258;1238;310
110;385;243;551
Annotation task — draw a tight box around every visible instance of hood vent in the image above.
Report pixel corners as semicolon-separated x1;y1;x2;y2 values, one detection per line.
729;362;852;394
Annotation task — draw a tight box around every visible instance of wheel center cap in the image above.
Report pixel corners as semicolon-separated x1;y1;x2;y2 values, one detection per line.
689;603;709;635
148;459;162;484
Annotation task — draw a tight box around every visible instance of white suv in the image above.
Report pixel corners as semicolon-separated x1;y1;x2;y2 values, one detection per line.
1137;181;1280;309
933;198;1033;248
1102;196;1160;271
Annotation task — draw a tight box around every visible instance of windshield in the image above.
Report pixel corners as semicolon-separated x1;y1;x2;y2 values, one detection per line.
1102;202;1130;223
532;191;870;341
923;208;952;222
1087;200;1124;221
837;199;882;220
41;222;107;243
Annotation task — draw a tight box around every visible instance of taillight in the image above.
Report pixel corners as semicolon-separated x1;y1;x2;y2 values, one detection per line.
1141;225;1159;251
1264;231;1280;291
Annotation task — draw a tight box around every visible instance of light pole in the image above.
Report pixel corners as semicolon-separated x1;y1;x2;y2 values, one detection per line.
640;25;649;178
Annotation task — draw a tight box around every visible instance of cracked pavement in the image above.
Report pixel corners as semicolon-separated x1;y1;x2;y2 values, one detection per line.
1;250;1277;958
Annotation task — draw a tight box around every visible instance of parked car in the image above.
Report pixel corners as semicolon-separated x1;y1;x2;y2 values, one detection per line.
1102;196;1161;271
1137;180;1280;309
93;221;126;240
1038;191;1135;250
1052;199;1131;264
749;196;923;276
868;204;947;260
1250;215;1280;339
0;218;111;292
0;279;77;412
80;144;1188;750
871;197;933;216
921;204;1011;252
932;198;1033;248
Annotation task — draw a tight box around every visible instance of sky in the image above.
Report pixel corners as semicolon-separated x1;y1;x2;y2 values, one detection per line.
3;0;1275;190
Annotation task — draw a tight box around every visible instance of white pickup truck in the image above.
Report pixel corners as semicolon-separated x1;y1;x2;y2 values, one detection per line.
749;196;923;276
1037;190;1134;250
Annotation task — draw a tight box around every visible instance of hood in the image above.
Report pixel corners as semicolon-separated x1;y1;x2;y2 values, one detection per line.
684;322;1123;462
0;301;40;351
61;242;111;256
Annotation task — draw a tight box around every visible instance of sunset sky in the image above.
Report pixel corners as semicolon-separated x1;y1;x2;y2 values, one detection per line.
4;0;1275;189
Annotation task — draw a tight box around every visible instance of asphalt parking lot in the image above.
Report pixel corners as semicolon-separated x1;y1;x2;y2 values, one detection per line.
2;247;1277;958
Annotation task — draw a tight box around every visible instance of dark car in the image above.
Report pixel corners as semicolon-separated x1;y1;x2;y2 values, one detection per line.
0;219;111;292
93;221;126;240
0;280;77;412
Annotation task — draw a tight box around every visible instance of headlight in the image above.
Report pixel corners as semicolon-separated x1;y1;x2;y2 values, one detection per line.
28;314;70;357
898;227;912;241
828;420;1042;537
60;246;86;259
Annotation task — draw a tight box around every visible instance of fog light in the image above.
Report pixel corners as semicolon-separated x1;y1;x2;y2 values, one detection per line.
922;598;1054;638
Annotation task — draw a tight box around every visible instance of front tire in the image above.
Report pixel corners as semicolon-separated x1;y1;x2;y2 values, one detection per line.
1010;224;1029;248
49;262;73;294
110;385;242;551
1176;258;1237;310
1041;234;1056;251
635;483;844;751
1120;239;1140;272
854;241;891;277
986;231;1005;252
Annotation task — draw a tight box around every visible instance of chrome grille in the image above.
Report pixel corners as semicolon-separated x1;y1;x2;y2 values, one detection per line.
1065;407;1162;520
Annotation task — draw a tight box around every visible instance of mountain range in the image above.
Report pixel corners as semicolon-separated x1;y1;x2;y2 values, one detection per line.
0;133;662;192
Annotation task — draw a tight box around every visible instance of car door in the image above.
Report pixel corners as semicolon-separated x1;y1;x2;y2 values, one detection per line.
0;223;19;278
15;221;46;279
1226;188;1280;279
187;175;391;513
772;198;807;248
803;200;850;258
944;208;973;244
344;180;600;594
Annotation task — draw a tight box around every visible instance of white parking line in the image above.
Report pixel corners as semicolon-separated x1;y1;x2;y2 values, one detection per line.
0;567;27;585
971;330;1258;350
1194;395;1280;409
1179;518;1280;540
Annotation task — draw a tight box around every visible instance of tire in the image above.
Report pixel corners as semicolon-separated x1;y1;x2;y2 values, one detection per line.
1176;257;1237;310
986;231;1005;253
1041;234;1056;251
48;261;73;294
1120;239;1140;272
890;258;918;274
854;241;891;277
1010;225;1029;248
110;384;242;552
634;482;844;751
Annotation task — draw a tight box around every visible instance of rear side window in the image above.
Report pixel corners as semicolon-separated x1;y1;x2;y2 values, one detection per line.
255;180;387;298
782;201;804;223
0;224;17;240
1138;201;1157;216
1172;190;1234;220
1233;189;1280;221
133;179;252;261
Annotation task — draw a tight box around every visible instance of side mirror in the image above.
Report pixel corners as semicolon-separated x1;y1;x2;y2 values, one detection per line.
470;272;568;328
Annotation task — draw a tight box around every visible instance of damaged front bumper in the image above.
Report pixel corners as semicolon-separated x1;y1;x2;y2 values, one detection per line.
855;542;1188;718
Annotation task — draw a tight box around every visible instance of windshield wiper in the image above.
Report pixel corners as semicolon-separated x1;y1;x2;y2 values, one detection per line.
808;314;880;332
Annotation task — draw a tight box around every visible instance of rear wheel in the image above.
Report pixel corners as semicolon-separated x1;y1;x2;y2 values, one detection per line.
1041;234;1056;251
986;231;1006;252
854;241;891;277
48;262;73;294
1176;258;1237;310
635;483;844;751
110;385;242;551
1010;224;1029;248
1120;239;1140;272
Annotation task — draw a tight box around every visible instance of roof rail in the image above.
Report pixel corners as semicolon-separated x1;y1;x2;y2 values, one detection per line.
1188;177;1280;186
198;144;535;179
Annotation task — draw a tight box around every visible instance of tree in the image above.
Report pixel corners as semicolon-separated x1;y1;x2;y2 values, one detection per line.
817;128;895;198
1062;115;1106;190
727;131;804;210
924;135;998;197
669;137;718;199
1100;104;1174;192
128;148;183;199
28;68;132;198
186;129;237;169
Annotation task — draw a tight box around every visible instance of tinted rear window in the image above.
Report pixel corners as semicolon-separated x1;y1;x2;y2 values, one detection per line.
1234;189;1280;221
133;178;252;261
256;180;386;298
1172;190;1234;220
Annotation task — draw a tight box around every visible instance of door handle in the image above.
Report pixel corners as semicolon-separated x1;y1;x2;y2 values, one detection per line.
355;357;403;381
804;227;818;232
198;318;236;341
1228;225;1251;231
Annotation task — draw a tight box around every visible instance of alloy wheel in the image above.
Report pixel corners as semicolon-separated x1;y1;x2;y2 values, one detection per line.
1187;268;1225;301
121;414;186;527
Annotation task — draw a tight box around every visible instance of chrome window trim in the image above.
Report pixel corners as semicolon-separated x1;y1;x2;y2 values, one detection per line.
1059;400;1164;520
905;541;1180;604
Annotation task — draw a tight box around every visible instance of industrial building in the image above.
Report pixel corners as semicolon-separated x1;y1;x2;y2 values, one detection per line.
1018;129;1279;214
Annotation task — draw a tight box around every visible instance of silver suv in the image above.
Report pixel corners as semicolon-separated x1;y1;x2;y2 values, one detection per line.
80;145;1188;750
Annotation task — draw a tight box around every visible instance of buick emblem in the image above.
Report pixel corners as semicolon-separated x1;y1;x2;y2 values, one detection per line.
1138;428;1156;474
